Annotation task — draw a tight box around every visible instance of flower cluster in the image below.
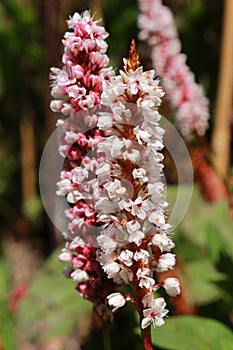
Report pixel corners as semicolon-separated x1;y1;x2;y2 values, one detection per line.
95;41;180;329
50;11;180;333
50;10;111;114
50;11;116;313
138;0;209;136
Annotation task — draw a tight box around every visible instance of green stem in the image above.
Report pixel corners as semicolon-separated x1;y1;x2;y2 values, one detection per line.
103;326;112;350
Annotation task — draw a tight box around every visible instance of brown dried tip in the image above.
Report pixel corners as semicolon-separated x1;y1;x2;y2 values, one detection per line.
124;39;140;73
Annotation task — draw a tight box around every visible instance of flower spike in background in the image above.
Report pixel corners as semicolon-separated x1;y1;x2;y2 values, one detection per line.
138;0;210;136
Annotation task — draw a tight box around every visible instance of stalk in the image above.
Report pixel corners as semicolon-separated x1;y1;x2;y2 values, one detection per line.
103;325;112;350
141;325;153;350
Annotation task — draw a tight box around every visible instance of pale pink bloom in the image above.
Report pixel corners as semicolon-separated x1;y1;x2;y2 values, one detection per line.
107;292;126;312
103;179;126;200
97;112;113;130
156;253;176;272
97;235;117;254
103;262;120;279
120;197;153;220
134;249;150;264
123;148;141;163
96;163;112;183
126;220;145;246
50;100;64;112
137;268;155;290
148;210;165;226
69;236;85;250
96;196;119;213
118;250;134;267
141;297;168;329
152;232;175;252
71;269;89;284
142;292;155;308
98;135;124;158
132;168;148;183
72;167;89;184
148;182;165;203
58;249;72;263
163;277;180;297
56;178;74;196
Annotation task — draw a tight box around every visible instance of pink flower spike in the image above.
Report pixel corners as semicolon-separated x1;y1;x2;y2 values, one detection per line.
138;0;209;136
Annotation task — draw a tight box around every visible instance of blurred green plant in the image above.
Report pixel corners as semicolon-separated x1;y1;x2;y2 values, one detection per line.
17;247;92;342
0;0;44;222
0;249;16;349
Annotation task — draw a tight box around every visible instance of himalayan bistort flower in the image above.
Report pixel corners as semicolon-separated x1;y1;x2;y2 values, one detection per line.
138;0;209;136
50;11;180;347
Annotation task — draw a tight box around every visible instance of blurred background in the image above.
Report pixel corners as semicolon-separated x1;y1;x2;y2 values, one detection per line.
0;0;233;349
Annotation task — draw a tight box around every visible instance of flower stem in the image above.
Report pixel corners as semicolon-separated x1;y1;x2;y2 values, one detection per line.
141;325;153;350
103;326;112;350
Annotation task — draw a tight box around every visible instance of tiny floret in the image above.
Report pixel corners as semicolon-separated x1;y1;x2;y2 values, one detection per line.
107;292;126;312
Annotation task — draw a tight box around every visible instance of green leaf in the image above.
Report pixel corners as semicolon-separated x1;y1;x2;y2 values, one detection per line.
181;259;226;305
177;186;233;261
17;248;92;340
151;316;233;350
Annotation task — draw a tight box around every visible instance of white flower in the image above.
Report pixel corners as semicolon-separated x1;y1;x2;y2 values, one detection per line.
98;135;123;158
69;236;85;250
148;210;165;226
134;249;150;264
141;297;168;329
50;100;63;112
142;108;161;124
101;76;125;104
118;249;133;266
64;131;78;144
132;168;148;183
103;261;120;279
107;292;126;312
152;233;175;252
156;253;176;272
121;197;153;220
71;269;89;284
104;179;126;200
96;196;119;213
126;220;145;246
148;182;164;204
56;179;73;196
97;235;117;254
133;125;152;144
163;277;180;297
58;249;72;262
122;148;141;163
67;190;83;204
97;112;113;130
96;163;112;183
142;293;154;308
72;167;89;184
136;268;155;291
97;252;115;266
